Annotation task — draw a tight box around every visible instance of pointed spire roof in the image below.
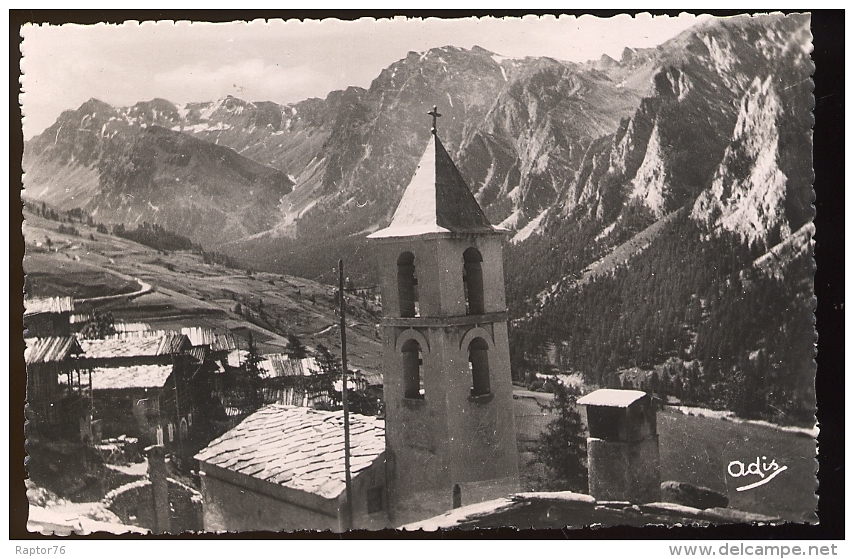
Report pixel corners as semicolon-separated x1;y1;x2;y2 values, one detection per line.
369;133;496;239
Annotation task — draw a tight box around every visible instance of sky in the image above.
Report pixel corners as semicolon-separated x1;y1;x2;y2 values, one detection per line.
20;13;709;139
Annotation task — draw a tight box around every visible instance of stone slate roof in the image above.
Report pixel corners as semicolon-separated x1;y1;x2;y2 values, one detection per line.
79;333;188;359
404;491;780;531
25;337;83;365
85;364;174;390
577;388;648;408
195;405;385;500
368;133;496;238
24;296;75;316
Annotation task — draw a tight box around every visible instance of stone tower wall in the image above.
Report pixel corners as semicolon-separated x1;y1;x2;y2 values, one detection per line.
375;233;518;526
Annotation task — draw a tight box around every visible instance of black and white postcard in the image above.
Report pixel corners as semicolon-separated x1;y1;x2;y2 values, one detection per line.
19;12;819;536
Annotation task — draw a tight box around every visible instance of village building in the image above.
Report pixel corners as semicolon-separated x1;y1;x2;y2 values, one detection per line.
195;405;388;532
86;362;176;446
24;296;75;338
180;327;237;364
577;388;661;504
78;331;189;368
26;325;243;449
73;332;198;450
353;370;383;404
256;353;325;407
178;327;240;430
253;353;381;409
24;336;86;440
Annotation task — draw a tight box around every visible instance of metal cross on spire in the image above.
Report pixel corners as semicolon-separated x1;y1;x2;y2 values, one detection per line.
428;105;442;134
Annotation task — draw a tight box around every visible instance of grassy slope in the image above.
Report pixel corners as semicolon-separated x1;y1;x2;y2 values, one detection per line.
22;211;382;371
25;252;140;300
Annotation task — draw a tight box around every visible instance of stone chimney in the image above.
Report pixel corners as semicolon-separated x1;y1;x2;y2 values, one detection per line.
577;389;660;503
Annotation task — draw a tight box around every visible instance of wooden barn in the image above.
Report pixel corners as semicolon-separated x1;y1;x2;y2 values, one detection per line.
24;296;75;338
24;336;87;440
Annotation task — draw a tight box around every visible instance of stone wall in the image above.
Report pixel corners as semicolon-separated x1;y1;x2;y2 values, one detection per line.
200;472;340;533
103;477;203;533
199;456;390;532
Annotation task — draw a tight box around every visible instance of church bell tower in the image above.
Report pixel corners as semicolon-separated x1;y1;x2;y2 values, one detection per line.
368;106;519;526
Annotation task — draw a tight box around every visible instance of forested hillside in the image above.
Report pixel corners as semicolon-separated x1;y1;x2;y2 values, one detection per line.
510;213;814;425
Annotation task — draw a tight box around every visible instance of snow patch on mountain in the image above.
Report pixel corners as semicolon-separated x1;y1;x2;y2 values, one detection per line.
749;221;813;281
198;98;225;121
498;209;521;230
184;122;233;133
675;70;693;101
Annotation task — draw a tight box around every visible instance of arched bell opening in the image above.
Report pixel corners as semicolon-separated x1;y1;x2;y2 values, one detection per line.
463;248;484;315
468;337;491;397
401;338;425;399
397;252;420;317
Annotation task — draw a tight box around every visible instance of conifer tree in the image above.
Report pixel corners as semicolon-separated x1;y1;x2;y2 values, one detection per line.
79;310;116;339
284;333;308;360
243;332;265;409
531;382;588;492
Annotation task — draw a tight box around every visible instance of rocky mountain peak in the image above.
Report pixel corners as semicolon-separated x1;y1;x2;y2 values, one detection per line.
470;45;497;57
621;46;637;62
77;97;116;116
599;53;619;68
691;75;789;245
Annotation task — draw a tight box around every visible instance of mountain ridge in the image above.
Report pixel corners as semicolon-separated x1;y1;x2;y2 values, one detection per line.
24;14;812;281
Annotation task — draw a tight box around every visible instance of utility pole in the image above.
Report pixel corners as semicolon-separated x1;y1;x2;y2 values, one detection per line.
338;259;353;531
